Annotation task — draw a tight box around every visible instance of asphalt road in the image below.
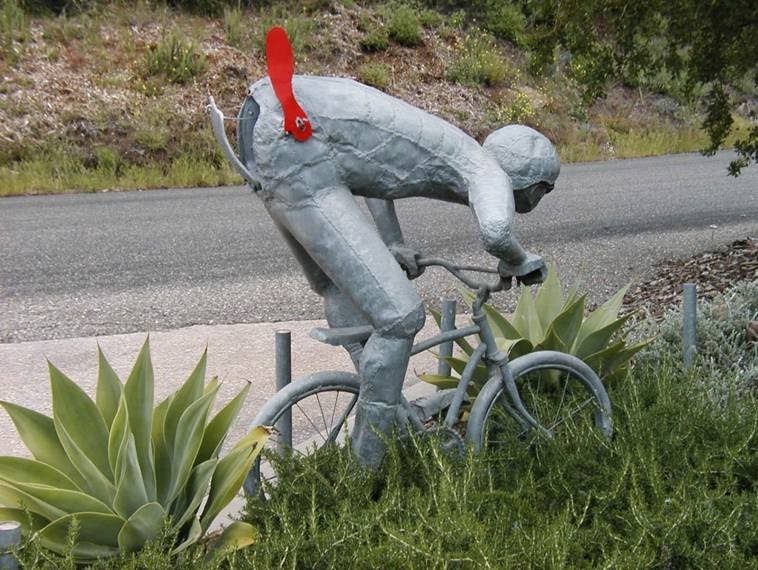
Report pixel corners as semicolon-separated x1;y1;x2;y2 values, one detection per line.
1;151;756;343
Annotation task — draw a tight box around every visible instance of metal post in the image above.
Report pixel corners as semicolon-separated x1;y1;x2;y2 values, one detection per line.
683;283;697;370
0;521;20;570
437;299;457;377
275;331;292;451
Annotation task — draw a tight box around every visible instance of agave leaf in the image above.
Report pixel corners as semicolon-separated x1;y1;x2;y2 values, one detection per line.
117;502;166;553
197;382;251;465
152;395;172;504
495;337;534;359
171;459;217;531
511;285;543;342
443;357;489;384
0;402;83;487
548;294;586;348
534;265;564;329
171;516;202;555
123;339;157;501
574;284;630;349
0;482;66;521
163;388;217;505
49;363;111;479
108;398;129;477
6;481;113;516
430;306;475;355
574;314;633;360
113;434;150;520
204;377;220;396
201;426;270;531
418;374;461;390
585;338;653;380
0;507;49;533
164;348;207;454
0;457;80;491
96;347;122;429
534;325;568;353
38;512;123;560
212;521;258;556
55;420;116;505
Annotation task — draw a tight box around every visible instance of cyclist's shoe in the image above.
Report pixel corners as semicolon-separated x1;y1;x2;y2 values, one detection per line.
498;252;546;286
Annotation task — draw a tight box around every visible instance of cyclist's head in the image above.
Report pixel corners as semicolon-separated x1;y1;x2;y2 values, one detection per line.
483;125;560;213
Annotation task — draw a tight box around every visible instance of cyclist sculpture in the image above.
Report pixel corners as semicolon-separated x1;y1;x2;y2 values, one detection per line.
210;28;559;468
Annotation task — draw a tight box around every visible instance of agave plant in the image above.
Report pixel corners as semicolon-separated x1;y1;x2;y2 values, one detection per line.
422;266;652;390
0;339;269;563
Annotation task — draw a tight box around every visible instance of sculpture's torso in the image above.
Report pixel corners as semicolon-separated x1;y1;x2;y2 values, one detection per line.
247;76;486;204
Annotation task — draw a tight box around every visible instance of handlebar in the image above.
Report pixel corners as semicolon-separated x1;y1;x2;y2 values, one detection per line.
416;257;506;308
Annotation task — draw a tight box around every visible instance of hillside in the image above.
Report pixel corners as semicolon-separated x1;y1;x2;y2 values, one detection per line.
0;1;750;195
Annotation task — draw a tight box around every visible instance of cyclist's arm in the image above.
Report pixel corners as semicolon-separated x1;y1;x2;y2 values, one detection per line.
465;157;527;266
366;198;404;246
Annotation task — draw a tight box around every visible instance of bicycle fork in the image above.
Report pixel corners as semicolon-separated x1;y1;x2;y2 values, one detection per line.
473;314;551;438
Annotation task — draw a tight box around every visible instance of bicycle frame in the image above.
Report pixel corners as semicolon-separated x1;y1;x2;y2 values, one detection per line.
403;258;545;436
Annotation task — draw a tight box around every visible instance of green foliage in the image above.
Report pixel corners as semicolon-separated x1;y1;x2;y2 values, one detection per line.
422;266;652;391
222;2;243;48
523;0;758;175
359;26;389;52
386;3;422;47
358;61;391;90
1;0;26;64
483;0;525;45
242;361;758;567
0;339;269;563
489;91;536;125
447;33;511;87
638;280;758;400
144;33;207;85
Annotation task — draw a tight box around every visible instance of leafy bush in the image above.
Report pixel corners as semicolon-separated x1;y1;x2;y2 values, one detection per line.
243;360;758;567
421;266;651;391
1;0;26;64
638;280;758;400
144;34;207;85
447;33;511;87
0;339;269;563
386;3;422;47
358;61;391;90
483;0;525;44
359;26;389;52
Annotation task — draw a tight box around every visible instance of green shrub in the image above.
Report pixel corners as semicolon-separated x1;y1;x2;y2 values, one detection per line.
387;3;422;47
358;61;391;90
1;0;26;64
489;91;537;124
447;33;511;87
0;339;269;562
638;280;758;399
359;26;389;52
483;0;526;45
144;33;207;85
223;2;243;48
421;266;652;391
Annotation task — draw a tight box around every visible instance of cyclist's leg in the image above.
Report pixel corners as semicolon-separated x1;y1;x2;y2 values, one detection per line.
272;218;369;369
268;184;425;468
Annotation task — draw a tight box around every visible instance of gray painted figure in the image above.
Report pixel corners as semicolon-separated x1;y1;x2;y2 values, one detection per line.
210;76;559;467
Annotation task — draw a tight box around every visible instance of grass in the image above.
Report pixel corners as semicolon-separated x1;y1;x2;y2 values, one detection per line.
447;33;513;87
358;61;391;90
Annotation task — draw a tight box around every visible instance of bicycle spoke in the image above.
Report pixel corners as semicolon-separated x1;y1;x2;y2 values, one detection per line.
545;397;594;432
294;401;328;444
316;392;329;434
551;374;570;427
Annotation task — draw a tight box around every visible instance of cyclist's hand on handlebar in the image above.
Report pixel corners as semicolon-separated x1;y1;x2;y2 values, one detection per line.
389;244;425;280
498;252;547;287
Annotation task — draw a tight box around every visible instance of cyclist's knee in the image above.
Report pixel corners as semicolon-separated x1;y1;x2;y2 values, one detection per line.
378;301;426;339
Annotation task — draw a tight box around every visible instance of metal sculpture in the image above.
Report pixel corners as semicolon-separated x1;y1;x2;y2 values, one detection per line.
209;29;560;467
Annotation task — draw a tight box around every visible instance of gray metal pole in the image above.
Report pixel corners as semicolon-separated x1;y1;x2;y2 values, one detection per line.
437;299;457;377
683;283;697;370
0;521;20;570
275;330;293;451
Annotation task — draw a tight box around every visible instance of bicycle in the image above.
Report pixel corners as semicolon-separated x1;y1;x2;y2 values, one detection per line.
244;257;613;496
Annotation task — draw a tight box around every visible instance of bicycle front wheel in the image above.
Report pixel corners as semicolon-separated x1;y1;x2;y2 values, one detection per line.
467;351;613;452
244;371;361;496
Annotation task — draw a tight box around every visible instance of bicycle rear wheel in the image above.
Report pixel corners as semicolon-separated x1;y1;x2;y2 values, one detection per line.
467;351;613;452
244;371;361;496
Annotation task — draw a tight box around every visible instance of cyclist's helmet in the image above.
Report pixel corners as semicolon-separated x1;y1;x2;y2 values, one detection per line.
483;125;560;213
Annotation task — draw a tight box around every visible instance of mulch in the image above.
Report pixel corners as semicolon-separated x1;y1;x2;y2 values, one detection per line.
623;237;758;318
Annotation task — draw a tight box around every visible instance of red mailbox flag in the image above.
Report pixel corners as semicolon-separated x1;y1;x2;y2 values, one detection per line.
265;26;313;142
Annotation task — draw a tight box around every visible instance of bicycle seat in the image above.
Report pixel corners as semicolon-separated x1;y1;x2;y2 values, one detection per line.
309;325;373;346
